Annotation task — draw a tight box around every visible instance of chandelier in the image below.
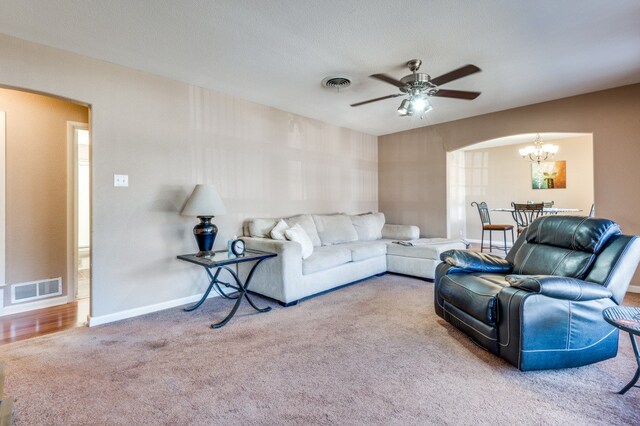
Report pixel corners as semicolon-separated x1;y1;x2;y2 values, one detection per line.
519;133;559;163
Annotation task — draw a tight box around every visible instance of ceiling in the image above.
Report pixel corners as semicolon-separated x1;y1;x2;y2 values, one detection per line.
1;0;639;136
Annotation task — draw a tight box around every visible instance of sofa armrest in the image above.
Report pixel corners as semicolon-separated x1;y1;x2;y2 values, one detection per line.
505;275;613;301
440;249;513;273
238;237;303;303
242;236;301;257
382;224;420;240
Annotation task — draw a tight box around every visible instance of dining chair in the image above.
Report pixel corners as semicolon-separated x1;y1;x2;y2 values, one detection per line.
511;202;544;236
471;201;514;255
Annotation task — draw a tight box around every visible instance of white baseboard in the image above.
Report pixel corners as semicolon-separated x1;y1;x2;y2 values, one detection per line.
0;295;68;317
88;291;222;327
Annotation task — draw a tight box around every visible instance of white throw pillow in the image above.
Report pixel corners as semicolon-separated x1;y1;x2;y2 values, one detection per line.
284;214;322;247
285;223;314;259
350;212;385;241
248;218;278;238
270;219;290;240
312;214;359;246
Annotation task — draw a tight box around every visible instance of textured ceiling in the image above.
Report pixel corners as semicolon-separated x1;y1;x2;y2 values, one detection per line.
0;0;639;136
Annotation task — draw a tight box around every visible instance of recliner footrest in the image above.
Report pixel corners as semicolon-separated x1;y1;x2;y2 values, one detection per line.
443;302;499;354
438;273;507;326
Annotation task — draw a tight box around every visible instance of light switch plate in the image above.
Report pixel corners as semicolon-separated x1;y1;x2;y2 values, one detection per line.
114;174;129;187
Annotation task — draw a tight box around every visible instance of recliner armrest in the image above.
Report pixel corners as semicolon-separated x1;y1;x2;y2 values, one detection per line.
505;275;613;301
440;249;512;273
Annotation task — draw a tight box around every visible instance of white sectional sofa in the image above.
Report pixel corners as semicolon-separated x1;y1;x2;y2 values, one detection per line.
238;213;466;306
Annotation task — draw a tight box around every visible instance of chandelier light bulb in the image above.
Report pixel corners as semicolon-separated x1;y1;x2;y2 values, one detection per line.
519;133;559;163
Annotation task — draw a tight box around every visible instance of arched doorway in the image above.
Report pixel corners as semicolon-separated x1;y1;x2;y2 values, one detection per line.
446;132;594;246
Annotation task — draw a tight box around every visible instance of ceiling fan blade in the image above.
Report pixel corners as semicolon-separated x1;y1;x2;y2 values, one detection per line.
350;93;403;107
432;89;481;100
430;64;481;87
370;73;406;89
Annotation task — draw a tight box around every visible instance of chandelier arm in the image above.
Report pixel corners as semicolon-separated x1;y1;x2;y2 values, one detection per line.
520;134;558;163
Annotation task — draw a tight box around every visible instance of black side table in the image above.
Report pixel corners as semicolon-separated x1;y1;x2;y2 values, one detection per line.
603;306;640;394
177;249;277;328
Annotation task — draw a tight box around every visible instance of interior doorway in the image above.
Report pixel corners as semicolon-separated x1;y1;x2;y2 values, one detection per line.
68;123;91;303
0;88;90;343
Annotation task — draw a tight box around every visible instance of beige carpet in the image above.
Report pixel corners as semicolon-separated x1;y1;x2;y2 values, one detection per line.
1;275;639;425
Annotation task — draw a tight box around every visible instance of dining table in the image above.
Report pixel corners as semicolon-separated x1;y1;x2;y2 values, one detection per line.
491;207;581;213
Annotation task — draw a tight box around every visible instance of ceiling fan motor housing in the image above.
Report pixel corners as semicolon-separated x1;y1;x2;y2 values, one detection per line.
400;73;437;95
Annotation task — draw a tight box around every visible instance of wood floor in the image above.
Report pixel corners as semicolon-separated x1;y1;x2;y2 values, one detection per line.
0;298;89;345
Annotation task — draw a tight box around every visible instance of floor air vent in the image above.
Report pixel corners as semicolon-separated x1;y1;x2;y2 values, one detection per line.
11;278;62;303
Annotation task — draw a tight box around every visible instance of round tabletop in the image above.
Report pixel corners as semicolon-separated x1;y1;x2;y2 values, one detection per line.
603;306;640;336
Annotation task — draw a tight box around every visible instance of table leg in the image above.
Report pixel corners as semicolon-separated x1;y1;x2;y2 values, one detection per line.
183;268;221;312
618;333;640;394
210;260;272;328
211;296;244;329
212;269;240;300
233;259;271;312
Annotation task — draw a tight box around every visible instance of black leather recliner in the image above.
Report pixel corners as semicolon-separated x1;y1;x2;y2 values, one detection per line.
435;215;640;371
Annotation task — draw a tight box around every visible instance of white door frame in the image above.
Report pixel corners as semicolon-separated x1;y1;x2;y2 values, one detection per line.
66;121;89;303
0;112;5;310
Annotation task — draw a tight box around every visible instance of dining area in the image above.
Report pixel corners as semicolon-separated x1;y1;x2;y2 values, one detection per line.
470;200;586;255
448;132;595;255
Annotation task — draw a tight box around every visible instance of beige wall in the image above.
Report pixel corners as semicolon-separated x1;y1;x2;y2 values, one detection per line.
0;88;88;306
463;135;594;240
0;34;378;318
379;83;640;287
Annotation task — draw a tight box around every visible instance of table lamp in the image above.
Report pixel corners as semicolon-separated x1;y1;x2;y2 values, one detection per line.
181;184;227;257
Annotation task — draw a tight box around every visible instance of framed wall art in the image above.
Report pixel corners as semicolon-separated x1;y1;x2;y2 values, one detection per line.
532;161;566;189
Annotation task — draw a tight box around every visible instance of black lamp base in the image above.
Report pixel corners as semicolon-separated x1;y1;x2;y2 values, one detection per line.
193;216;218;257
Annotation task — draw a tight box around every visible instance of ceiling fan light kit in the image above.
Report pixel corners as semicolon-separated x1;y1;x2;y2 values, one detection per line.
352;59;482;117
397;96;432;117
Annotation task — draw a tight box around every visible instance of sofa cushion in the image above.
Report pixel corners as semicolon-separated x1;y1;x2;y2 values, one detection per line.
312;214;358;246
350;212;385;241
285;224;314;260
285;214;322;247
247;218;278;238
270;219;289;240
340;241;387;262
302;246;352;275
438;273;509;326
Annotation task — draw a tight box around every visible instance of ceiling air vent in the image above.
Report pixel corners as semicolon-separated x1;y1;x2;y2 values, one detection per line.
322;76;352;91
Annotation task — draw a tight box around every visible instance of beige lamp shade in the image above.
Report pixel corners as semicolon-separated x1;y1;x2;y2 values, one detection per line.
181;184;227;217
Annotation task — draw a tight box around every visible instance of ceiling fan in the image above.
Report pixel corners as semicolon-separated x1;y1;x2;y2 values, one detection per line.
351;59;481;116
